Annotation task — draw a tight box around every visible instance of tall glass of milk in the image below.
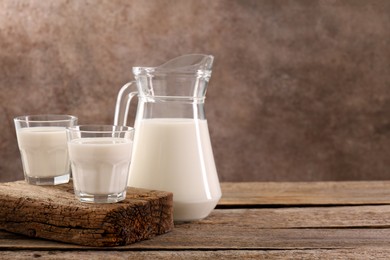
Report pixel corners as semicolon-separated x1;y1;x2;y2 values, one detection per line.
114;54;221;221
67;125;134;203
14;114;78;185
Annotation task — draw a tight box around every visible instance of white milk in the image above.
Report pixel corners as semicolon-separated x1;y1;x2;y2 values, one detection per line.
68;138;133;195
16;127;69;178
129;118;221;221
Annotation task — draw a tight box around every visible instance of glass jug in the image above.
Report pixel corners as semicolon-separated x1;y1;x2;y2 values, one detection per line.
114;54;221;221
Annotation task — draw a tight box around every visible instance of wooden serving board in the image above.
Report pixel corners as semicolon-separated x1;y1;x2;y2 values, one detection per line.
0;181;173;247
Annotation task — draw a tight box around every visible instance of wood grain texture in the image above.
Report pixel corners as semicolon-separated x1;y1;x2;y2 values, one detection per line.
0;181;173;247
1;181;390;258
220;181;390;206
2;249;390;260
2;205;390;250
2;226;390;251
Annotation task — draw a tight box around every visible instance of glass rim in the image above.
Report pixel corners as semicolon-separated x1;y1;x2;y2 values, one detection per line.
67;125;134;134
14;114;78;123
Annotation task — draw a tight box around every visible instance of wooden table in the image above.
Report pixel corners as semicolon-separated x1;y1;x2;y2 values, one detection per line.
2;181;390;259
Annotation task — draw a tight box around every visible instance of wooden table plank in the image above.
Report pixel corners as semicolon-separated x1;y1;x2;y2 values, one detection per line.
2;249;390;260
2;227;390;251
220;181;390;206
207;206;390;228
2;206;390;250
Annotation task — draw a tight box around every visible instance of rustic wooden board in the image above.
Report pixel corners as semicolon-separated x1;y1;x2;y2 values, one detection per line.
0;181;173;247
220;181;390;206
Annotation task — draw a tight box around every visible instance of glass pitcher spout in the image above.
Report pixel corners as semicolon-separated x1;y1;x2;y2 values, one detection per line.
151;54;213;72
132;54;214;77
133;54;214;100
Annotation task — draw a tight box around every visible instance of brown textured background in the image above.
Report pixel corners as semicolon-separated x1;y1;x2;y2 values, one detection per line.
1;0;390;182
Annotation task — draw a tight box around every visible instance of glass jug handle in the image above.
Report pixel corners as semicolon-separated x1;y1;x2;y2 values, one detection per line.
114;81;138;126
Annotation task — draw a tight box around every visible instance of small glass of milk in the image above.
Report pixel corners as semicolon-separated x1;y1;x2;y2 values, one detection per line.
14;115;78;185
66;125;134;203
